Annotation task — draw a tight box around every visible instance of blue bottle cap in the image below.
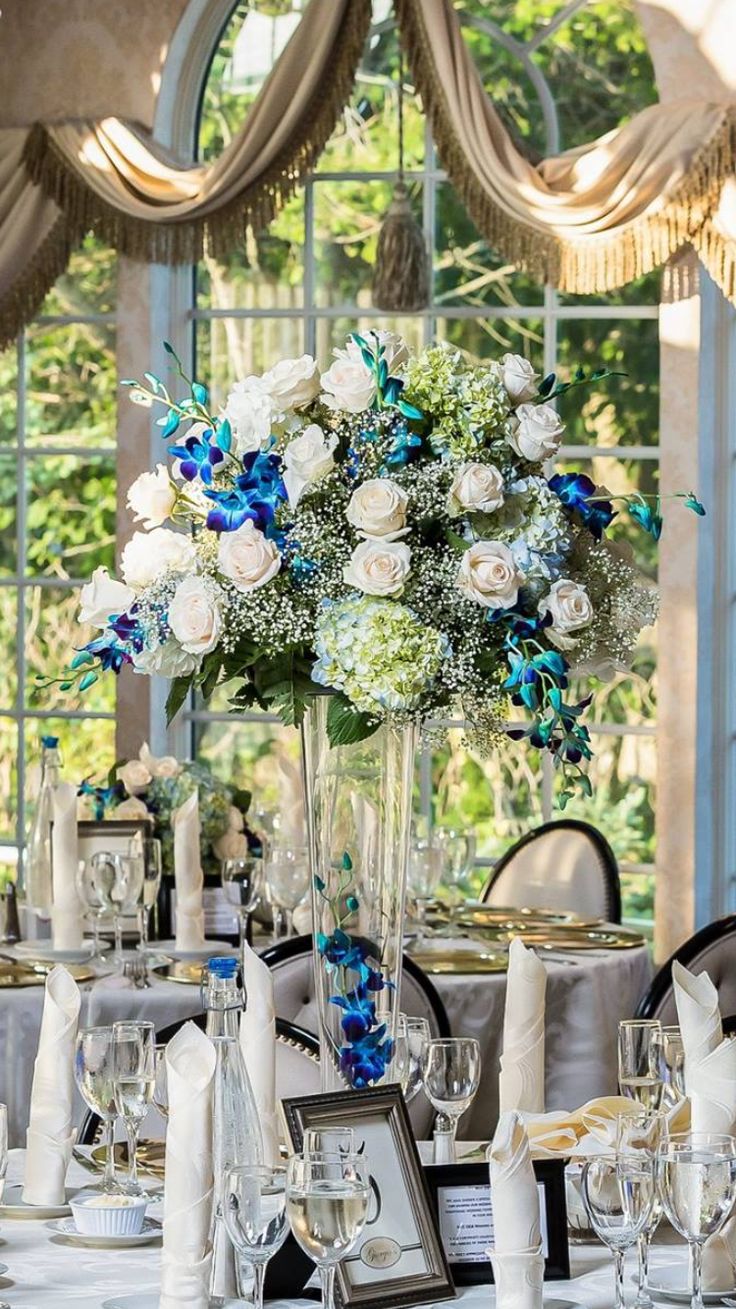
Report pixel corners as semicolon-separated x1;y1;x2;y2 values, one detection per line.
208;956;238;978
41;735;59;748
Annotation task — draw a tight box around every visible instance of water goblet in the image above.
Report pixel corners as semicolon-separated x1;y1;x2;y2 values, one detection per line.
616;1109;666;1308
224;1164;288;1309
75;858;111;956
74;1026;120;1194
264;845;310;940
135;837;162;949
91;851;145;962
152;1044;168;1121
436;827;476;922
422;1036;481;1161
618;1019;664;1110
657;1132;736;1309
0;1103;8;1309
286;1151;371;1309
582;1153;655;1309
392;1014;431;1103
408;841;444;941
112;1020;155;1195
222;855;263;949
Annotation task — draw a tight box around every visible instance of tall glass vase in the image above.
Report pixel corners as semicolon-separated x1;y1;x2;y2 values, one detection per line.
301;699;417;1091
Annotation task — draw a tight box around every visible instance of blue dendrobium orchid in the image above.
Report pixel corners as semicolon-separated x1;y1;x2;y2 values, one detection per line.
206;449;287;533
77;778;126;820
168;428;225;485
629;498;663;540
548;472;615;540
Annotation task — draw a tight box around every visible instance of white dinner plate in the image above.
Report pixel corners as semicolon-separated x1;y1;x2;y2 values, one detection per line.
0;1183;81;1219
13;940;99;965
47;1216;162;1248
139;938;235;962
647;1264;736;1303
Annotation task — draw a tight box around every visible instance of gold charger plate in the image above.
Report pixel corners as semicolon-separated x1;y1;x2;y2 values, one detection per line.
151;961;205;986
490;924;646;950
407;948;508;975
453;905;599;928
91;1140;166;1179
0;960;95;987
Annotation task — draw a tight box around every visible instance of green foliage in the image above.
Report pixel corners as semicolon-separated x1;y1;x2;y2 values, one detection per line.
326;694;379;748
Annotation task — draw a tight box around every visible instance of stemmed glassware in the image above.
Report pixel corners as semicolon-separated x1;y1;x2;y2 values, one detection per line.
136;837;162;948
264;845;310;941
286;1152;371;1309
392;1014;431;1103
112;1020;155;1195
152;1044;168;1121
75;859;110;956
408;840;444;942
303;1127;356;1157
422;1036;481;1161
655;1025;686;1108
222;855;263;949
436;827;476;923
224;1164;288;1309
88;850;145;963
657;1133;736;1309
0;1103;8;1309
616;1109;666;1309
582;1153;655;1309
618;1019;664;1110
74;1026;119;1194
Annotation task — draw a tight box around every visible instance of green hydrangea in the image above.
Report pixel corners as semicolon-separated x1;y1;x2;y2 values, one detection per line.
403;346;510;460
313;595;451;713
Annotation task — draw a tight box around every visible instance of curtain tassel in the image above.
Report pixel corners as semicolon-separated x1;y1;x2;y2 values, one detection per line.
372;45;428;311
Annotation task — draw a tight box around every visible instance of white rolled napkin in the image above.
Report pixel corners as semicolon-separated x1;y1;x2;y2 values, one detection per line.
489;1250;545;1309
173;789;206;951
689;1035;736;1135
488;1110;542;1254
51;782;83;950
673;959;722;1092
499;938;546;1115
240;941;279;1165
160;1022;215;1309
22;965;81;1205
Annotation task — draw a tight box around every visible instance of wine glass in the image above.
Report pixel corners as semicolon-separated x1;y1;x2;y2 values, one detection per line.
655;1025;686;1108
264;845;310;940
286;1151;371;1309
618;1019;663;1109
582;1153;655;1309
657;1133;736;1309
74;1026;120;1194
224;1164;288;1309
422;1037;481;1161
303;1127;357;1157
152;1044;168;1121
0;1103;7;1309
222;856;263;949
111;1020;155;1195
75;859;110;956
408;840;444;941
616;1110;666;1309
135;837;162;949
392;1014;431;1103
90;851;145;962
436;827;476;923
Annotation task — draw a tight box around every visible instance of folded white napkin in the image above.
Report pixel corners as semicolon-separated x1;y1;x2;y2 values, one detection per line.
488;1111;543;1309
689;1035;736;1135
499;938;546;1115
489;1250;545;1309
51;783;83;950
160;1022;215;1309
173;790;206;952
22;965;81;1205
240;941;279;1166
673;960;722;1093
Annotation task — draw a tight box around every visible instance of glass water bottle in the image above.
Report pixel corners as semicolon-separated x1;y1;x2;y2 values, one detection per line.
23;735;62;915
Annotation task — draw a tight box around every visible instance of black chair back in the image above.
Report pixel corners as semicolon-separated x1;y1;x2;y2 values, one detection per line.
480;818;622;923
636;914;736;1023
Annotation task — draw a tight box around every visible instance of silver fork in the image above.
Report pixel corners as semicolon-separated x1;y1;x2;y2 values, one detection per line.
123;957;150;989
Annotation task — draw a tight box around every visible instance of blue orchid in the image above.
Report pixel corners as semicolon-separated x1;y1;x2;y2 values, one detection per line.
206;449;286;533
77;778;126;821
548;472;616;540
81;633;132;674
629;498;663;540
168;427;225;485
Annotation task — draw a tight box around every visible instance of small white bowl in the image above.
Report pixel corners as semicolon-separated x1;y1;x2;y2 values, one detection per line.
70;1193;148;1237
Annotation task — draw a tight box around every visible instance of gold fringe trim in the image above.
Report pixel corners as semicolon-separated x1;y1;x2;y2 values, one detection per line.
396;0;736;303
0;213;82;350
21;0;372;267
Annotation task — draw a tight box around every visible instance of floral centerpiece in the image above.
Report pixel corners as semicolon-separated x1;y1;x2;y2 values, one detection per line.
53;330;702;1087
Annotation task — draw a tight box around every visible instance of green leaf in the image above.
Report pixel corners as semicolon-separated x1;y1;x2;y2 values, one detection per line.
198;650;222;701
326;695;379;747
165;675;192;723
445;528;470;554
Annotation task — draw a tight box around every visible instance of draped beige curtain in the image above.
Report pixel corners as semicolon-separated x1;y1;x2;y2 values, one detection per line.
0;0;371;345
396;0;736;301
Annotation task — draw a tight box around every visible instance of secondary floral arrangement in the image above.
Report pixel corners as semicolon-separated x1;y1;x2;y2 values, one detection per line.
76;742;257;872
57;330;703;806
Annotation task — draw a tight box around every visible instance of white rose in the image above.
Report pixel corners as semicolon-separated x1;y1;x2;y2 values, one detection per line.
78;567;135;628
456;540;524;610
282;424;338;507
139;742;181;779
223;376;275;455
133;638;198;679
346;478;408;540
121;528;196;590
508;402;565;463
263;355;320;410
320;355;376;413
126;463;177;530
228;805;245;833
448;463;505;518
214;829;249;861
539;578;594;649
218;521;281;592
500;353;540;405
346;331;409;372
343;539;411;596
116;759;152;796
114;796;151;821
168;576;223;655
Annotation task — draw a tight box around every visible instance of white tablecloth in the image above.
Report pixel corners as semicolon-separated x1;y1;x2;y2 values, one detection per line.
0;945;652;1146
0;1151;687;1308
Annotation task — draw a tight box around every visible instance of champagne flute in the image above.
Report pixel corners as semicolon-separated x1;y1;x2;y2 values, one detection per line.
655;1025;686;1108
392;1014;431;1102
222;855;262;949
618;1019;663;1109
616;1109;666;1309
657;1133;736;1309
582;1153;655;1309
136;837;162;948
0;1103;8;1309
74;1026;120;1194
422;1037;481;1161
286;1152;371;1309
224;1164;288;1309
264;846;310;941
112;1020;155;1195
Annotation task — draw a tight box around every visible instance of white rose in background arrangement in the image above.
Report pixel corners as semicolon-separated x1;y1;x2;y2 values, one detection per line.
228;805;245;832
214;829;249;861
168;576;223;655
139;742;181;779
78;567;135;628
126;463;177;530
457;540;524;610
346;331;409;372
320;354;376;413
262;355;320;410
115;796;151;821
343;539;411;596
346;478;408;540
223;376;275;454
121;528;196;590
133;639;198;679
500;353;540;405
508;402;565;462
116;758;152;796
448;463;505;518
539;578;594;649
218;520;281;592
282;424;338;507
